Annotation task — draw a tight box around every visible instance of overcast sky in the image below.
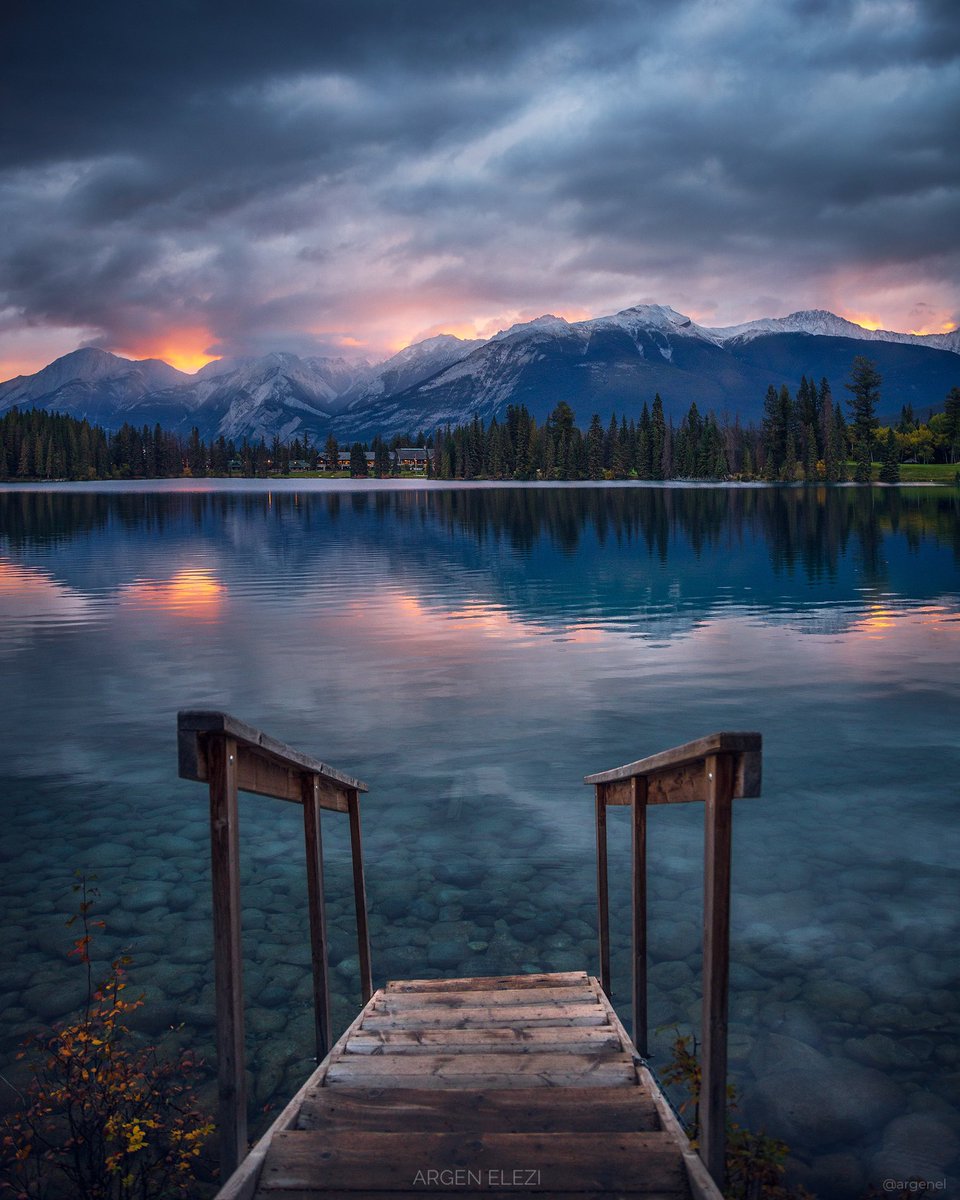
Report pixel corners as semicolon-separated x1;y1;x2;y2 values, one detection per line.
1;0;958;376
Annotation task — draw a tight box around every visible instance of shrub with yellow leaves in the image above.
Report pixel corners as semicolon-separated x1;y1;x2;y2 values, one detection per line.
0;877;214;1199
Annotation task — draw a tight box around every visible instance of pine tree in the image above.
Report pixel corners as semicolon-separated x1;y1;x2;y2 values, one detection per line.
603;414;618;471
189;427;206;476
586;414;604;479
833;400;849;481
845;356;882;483
761;385;782;479
651;395;666;480
373;436;391;477
878;428;901;483
613;415;630;478
797;375;821;457
661;420;674;479
349;442;367;477
820;381;838;482
637;403;652;480
944;387;960;463
781;423;798;482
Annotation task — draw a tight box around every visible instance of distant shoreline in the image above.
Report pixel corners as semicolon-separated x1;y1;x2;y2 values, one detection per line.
0;477;947;494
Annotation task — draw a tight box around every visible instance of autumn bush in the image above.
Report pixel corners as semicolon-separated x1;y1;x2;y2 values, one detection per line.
660;1028;815;1200
0;879;213;1199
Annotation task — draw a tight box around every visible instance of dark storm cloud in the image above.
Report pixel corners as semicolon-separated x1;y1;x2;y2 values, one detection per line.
1;0;958;371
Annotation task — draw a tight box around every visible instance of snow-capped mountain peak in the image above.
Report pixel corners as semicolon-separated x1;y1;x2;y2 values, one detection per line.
589;304;723;346
492;315;571;342
2;301;956;445
708;309;960;352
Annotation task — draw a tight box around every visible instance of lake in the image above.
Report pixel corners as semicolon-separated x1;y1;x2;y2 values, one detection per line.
1;480;958;1197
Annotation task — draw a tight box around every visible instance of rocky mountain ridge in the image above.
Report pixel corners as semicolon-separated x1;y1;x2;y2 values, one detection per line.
2;306;957;442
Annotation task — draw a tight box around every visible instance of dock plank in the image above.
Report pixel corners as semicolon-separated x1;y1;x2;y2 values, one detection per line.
324;1051;638;1089
297;1086;661;1133
360;1003;608;1030
258;1130;688;1194
225;972;717;1200
371;985;597;1009
345;1025;623;1055
385;972;589;993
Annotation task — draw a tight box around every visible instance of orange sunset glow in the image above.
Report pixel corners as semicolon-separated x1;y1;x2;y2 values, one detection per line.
838;311;884;331
117;329;221;374
386;307;595;355
120;569;226;620
907;320;959;336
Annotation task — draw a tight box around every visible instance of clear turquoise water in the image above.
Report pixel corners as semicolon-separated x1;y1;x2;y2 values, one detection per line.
0;481;958;1196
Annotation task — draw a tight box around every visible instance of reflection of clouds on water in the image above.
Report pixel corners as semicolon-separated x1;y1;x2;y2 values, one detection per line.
0;560;99;651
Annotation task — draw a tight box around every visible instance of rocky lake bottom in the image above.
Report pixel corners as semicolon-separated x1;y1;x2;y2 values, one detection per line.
2;771;957;1200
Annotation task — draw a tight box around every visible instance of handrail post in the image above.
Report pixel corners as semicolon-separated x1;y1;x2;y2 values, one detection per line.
207;733;247;1176
630;776;648;1057
302;775;332;1062
584;731;761;1191
700;751;735;1185
595;785;611;997
347;788;373;1004
179;710;373;1182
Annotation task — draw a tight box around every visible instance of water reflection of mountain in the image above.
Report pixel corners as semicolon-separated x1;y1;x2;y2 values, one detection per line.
1;487;958;639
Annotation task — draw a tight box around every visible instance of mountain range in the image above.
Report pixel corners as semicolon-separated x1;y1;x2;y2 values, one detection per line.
2;305;958;443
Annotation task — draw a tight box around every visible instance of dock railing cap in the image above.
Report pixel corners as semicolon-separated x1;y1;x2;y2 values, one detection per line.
177;709;368;793
584;731;761;802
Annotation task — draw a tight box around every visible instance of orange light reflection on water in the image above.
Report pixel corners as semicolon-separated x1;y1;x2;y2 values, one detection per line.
0;560;93;622
321;590;606;654
120;569;225;620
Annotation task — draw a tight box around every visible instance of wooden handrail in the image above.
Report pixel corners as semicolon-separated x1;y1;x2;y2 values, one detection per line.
584;731;761;800
178;709;368;804
177;710;373;1179
586;731;762;1189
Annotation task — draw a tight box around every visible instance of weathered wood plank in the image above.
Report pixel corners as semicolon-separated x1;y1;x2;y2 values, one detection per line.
324;1071;636;1090
178;709;367;796
596;786;611;996
371;986;597;1010
598;759;761;808
345;1026;623;1055
385;971;588;993
302;775;332;1063
347;790;373;1004
360;1004;608;1031
637;1065;723;1200
333;1050;635;1074
256;1192;690;1200
700;752;734;1185
257;1130;687;1193
208;734;247;1178
584;731;760;788
632;775;649;1056
216;999;378;1200
297;1086;661;1134
323;1052;637;1088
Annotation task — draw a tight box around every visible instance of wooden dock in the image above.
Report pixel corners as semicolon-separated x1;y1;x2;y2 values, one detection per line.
177;713;762;1200
220;970;720;1199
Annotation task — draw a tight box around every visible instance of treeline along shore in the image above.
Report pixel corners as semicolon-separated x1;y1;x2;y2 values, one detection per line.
2;358;958;484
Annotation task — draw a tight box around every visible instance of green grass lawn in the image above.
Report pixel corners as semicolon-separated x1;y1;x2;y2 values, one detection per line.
894;462;959;484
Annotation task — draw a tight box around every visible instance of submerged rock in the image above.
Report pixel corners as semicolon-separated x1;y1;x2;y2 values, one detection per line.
21;979;89;1022
750;1057;902;1148
870;1113;960;1188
